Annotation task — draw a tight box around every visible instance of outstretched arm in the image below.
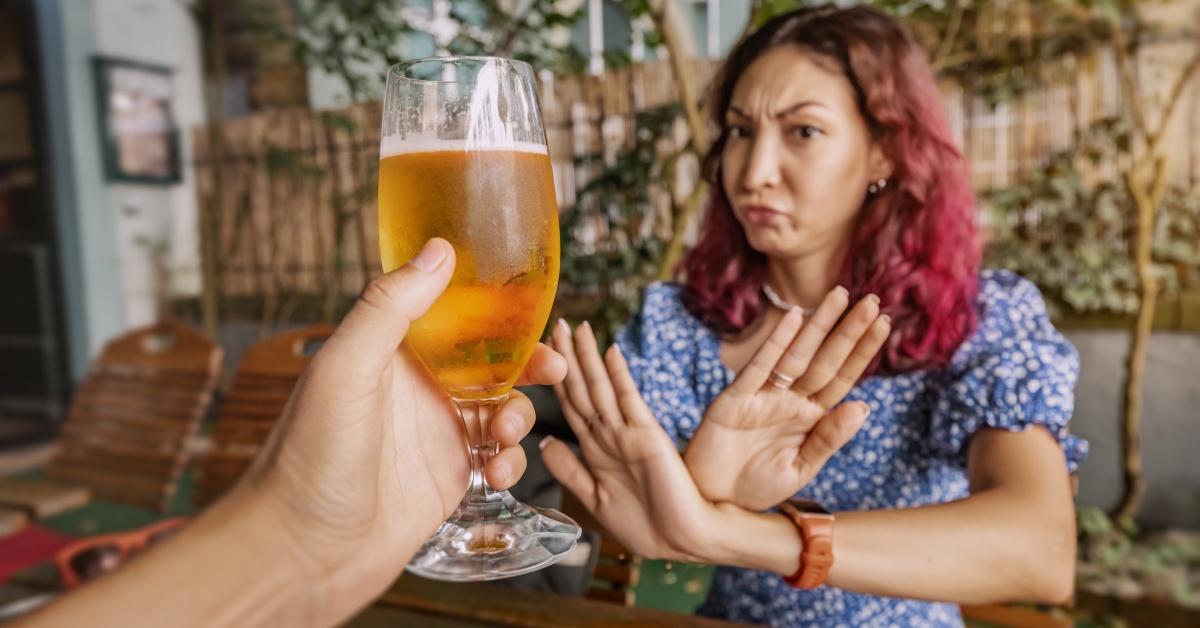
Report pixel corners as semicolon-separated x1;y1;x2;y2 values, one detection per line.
19;239;567;628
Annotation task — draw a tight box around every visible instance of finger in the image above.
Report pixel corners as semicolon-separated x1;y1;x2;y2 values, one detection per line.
794;401;870;481
573;322;624;428
792;294;880;398
485;444;529;490
514;343;567;387
606;344;654;428
492;389;536;448
552;380;593;445
552;319;598;422
729;306;804;395
771;286;850;389
540;435;598;512
812;314;892;409
319;238;455;378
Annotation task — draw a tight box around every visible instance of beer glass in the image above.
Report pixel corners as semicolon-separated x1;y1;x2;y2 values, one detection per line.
378;56;580;581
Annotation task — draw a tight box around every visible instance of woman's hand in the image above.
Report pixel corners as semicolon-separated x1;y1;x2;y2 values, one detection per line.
540;320;722;562
687;288;890;510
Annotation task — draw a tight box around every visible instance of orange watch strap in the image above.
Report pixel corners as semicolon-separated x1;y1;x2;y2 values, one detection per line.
779;501;835;590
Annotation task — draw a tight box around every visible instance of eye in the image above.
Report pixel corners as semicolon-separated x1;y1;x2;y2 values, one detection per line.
791;125;822;139
728;125;752;139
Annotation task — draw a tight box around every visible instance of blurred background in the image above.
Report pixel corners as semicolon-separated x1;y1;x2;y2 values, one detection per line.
0;0;1197;625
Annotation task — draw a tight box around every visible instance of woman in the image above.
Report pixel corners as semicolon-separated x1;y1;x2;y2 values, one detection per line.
541;5;1087;627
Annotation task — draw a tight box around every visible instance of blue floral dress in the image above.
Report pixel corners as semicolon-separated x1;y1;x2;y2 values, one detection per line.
614;270;1088;627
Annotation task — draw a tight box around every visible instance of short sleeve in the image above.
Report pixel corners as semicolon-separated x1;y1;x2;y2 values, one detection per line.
930;271;1089;473
614;282;708;446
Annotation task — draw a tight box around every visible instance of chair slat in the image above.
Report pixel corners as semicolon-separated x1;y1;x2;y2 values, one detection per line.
46;464;171;495
58;441;184;464
66;410;196;432
58;423;188;450
73;392;205;421
215;402;287;420
56;452;177;478
79;379;205;404
91;369;212;389
223;390;293;404
212;419;276;437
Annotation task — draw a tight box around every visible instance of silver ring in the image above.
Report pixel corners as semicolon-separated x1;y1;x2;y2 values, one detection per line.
767;370;796;390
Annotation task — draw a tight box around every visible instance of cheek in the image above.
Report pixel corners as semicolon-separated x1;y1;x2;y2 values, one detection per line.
787;144;869;218
720;149;741;193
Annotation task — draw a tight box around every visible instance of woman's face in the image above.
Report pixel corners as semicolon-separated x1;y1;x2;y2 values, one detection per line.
721;45;891;260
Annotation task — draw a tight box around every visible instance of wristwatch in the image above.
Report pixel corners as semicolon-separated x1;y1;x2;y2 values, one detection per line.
779;499;834;590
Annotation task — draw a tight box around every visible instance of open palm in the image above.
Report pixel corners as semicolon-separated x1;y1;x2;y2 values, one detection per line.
687;289;891;511
541;320;721;562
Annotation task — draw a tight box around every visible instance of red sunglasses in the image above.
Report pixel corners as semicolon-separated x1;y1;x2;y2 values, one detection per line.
55;518;189;588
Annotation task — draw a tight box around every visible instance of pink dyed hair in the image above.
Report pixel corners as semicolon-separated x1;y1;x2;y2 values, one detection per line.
681;5;981;377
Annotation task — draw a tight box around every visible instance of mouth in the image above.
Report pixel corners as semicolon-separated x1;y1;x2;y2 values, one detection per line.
740;204;783;225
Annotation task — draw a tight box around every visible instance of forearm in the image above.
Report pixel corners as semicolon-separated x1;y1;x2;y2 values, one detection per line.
829;487;1075;604
706;487;1075;605
19;491;318;628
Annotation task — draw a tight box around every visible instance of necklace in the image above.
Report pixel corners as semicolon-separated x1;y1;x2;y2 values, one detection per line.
762;284;815;317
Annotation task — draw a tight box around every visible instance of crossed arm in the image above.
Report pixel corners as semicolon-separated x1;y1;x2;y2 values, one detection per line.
542;312;1076;606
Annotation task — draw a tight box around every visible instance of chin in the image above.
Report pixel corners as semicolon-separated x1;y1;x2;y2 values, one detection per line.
743;228;806;260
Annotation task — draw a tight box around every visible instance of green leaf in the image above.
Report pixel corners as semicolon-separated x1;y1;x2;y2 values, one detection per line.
1078;506;1113;536
1168;576;1193;606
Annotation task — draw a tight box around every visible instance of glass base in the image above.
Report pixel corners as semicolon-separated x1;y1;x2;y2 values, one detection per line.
407;490;581;582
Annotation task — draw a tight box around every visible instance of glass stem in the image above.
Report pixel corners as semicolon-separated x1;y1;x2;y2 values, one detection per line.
453;396;509;534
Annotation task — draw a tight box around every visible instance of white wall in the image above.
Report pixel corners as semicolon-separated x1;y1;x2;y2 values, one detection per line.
92;0;206;328
1066;330;1200;528
38;0;123;364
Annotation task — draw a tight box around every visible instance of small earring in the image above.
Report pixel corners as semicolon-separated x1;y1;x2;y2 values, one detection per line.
868;178;887;194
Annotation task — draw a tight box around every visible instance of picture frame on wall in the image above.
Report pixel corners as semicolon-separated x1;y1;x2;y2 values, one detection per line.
92;57;181;184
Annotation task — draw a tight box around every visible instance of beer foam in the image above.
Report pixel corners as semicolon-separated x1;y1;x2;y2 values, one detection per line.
380;135;549;159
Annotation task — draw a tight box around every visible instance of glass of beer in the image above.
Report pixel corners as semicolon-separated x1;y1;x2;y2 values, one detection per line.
378;56;580;581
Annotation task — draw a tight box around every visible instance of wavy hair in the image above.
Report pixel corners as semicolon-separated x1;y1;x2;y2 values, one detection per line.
680;5;981;376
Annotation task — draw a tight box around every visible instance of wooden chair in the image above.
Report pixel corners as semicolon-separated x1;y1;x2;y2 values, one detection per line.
44;321;221;511
960;604;1074;627
560;489;642;606
191;325;333;508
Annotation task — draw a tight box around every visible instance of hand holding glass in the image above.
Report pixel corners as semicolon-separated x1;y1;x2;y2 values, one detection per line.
378;56;581;581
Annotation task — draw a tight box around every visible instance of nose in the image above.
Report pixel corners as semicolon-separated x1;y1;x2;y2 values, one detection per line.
740;134;782;192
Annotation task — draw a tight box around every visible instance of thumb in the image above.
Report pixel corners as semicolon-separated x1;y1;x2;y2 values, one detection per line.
320;238;456;376
540;436;598;513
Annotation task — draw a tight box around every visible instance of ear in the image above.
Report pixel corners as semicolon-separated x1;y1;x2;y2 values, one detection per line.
866;141;894;183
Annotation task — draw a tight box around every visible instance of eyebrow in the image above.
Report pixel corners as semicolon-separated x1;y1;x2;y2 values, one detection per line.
728;101;823;119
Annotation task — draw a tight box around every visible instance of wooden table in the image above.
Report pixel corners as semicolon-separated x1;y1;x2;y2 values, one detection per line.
6;562;739;627
349;575;742;627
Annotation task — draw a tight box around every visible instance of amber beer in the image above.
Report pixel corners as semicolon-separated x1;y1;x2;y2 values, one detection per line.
378;140;560;400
